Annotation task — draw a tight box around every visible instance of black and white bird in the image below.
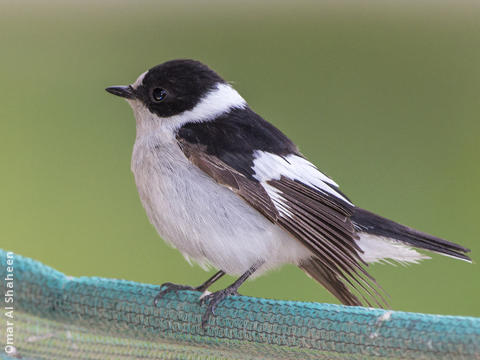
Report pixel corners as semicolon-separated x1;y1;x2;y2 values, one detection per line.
106;59;471;325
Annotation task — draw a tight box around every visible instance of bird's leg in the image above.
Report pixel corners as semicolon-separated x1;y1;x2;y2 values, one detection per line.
194;270;226;292
200;261;264;328
153;270;226;306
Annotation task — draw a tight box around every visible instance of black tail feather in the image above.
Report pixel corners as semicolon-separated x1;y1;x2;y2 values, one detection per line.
352;208;471;262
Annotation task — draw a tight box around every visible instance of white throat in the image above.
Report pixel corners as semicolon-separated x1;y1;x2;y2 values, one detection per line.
127;82;247;139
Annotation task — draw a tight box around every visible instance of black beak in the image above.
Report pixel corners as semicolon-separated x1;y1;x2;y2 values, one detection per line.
105;85;135;99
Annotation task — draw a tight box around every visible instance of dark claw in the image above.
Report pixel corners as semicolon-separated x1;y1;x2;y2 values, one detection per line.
200;288;239;328
153;282;194;306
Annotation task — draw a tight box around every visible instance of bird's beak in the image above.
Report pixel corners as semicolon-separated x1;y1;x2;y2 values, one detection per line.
105;85;135;99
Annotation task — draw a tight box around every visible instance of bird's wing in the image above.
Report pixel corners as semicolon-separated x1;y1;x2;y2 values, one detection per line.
176;117;386;306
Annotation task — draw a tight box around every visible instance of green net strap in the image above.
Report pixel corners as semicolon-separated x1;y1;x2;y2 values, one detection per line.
1;249;479;359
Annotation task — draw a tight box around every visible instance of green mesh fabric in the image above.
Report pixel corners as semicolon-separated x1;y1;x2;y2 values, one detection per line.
1;249;479;359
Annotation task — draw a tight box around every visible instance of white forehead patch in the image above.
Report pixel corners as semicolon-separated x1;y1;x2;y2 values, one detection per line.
132;71;147;90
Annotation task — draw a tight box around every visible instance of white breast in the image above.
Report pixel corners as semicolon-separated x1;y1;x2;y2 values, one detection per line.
131;133;311;276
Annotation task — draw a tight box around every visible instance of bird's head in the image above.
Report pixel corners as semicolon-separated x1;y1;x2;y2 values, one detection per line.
106;59;246;135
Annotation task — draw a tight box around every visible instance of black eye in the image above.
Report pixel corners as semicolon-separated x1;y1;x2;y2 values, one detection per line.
152;88;168;102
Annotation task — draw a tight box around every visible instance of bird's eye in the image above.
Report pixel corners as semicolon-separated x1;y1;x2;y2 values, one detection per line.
152;88;168;102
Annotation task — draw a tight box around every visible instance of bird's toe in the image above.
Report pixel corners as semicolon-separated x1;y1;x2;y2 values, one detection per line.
153;282;194;306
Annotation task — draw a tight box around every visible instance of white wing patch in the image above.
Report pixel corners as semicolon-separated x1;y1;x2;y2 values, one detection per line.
251;151;352;205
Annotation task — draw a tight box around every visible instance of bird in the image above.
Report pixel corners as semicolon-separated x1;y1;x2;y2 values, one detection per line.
106;59;471;327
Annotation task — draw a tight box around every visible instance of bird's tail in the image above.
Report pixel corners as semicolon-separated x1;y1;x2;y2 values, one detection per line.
300;208;470;308
351;207;471;263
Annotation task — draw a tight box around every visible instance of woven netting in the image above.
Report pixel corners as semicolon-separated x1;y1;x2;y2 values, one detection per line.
1;249;479;359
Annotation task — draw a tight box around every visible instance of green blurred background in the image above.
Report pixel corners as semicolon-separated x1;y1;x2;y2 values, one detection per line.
1;1;479;317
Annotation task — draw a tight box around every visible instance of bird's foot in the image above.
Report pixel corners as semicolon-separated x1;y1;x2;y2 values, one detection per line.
199;287;239;328
153;282;194;306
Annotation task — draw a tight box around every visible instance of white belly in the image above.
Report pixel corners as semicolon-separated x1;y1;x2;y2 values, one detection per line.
131;134;311;276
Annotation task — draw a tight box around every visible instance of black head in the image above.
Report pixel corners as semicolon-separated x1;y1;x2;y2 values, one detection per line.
106;59;226;117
